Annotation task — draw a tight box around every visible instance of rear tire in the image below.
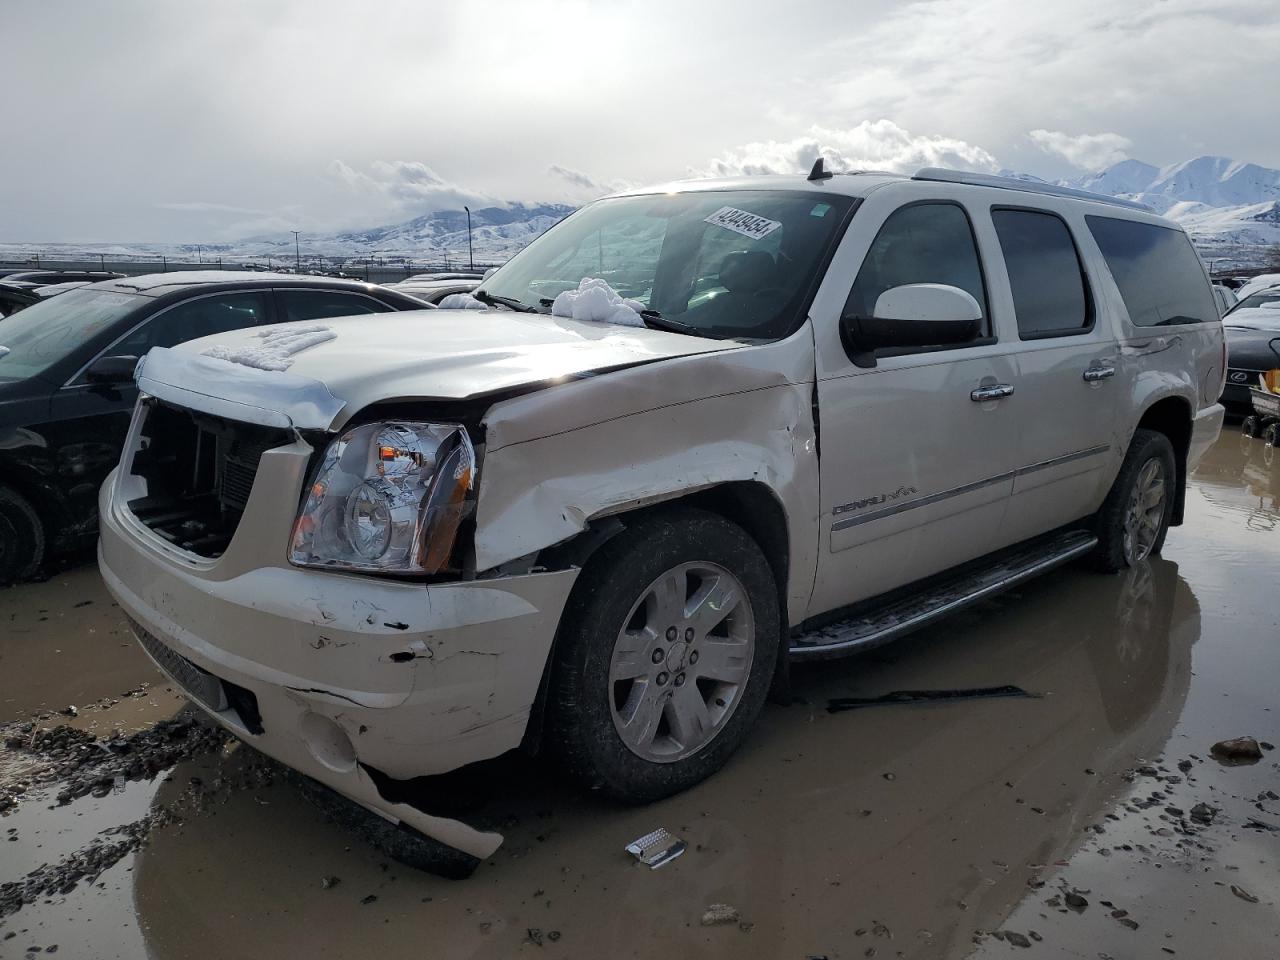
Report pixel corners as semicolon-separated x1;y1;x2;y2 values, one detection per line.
0;485;45;586
1091;429;1176;573
549;507;780;803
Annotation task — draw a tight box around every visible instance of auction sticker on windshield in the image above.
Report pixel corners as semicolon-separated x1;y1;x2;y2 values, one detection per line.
704;206;782;241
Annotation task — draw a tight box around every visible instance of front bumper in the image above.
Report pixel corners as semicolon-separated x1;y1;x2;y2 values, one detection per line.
98;468;578;860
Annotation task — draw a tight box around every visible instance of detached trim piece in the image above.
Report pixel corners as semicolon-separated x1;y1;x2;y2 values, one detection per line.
831;444;1109;531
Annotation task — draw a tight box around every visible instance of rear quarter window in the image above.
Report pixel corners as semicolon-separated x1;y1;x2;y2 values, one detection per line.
1085;216;1217;327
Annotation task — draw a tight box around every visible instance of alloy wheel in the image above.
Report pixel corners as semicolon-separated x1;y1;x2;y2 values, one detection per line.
608;561;755;763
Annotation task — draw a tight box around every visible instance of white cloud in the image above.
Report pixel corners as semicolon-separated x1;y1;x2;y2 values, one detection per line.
548;164;599;191
328;159;493;216
1028;130;1132;171
696;120;1000;178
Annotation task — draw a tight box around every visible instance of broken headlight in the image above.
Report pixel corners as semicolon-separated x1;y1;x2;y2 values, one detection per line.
289;421;475;574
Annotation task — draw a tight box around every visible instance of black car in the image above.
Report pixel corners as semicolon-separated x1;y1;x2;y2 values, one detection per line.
1220;292;1280;415
0;272;431;582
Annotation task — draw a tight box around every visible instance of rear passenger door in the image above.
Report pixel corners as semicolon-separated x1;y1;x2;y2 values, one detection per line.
987;207;1120;544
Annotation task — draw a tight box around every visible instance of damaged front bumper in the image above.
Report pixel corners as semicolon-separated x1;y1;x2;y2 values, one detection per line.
98;469;577;861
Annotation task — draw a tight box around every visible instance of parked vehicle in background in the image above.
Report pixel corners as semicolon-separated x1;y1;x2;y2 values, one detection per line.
0;270;126;286
0;282;40;317
0;271;431;583
1236;273;1280;299
0;280;94;317
1212;283;1237;316
1220;289;1280;414
387;277;481;304
405;272;485;282
97;167;1223;872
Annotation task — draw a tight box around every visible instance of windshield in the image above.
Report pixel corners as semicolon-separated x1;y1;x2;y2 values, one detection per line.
0;287;143;381
1226;290;1280;316
479;190;854;340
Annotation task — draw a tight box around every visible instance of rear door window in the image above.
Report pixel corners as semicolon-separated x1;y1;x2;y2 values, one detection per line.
1085;216;1217;327
992;209;1092;338
276;289;394;322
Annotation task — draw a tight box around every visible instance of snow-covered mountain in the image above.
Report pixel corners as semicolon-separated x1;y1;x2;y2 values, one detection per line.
238;202;575;262
5;155;1278;271
1063;156;1280;267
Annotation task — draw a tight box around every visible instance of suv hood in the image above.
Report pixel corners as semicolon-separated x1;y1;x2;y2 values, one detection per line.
140;309;740;431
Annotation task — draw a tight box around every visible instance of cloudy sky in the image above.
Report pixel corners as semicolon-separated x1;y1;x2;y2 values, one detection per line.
3;0;1278;242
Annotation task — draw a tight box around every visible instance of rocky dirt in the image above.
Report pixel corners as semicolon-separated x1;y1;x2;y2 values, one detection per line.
1;430;1278;959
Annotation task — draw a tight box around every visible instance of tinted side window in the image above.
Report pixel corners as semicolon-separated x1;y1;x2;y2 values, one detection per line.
277;290;393;322
1086;216;1217;327
114;291;269;357
992;209;1091;337
845;202;989;334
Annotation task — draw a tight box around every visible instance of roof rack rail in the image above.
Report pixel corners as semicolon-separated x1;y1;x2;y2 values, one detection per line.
912;167;1153;212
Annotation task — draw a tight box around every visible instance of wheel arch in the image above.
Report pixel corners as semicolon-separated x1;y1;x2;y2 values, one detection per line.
1131;395;1193;526
519;481;794;755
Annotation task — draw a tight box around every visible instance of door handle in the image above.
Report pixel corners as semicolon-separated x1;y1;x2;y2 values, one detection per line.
970;384;1015;402
1082;365;1116;382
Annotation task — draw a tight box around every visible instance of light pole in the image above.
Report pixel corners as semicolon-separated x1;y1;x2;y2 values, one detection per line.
292;231;301;273
464;206;473;271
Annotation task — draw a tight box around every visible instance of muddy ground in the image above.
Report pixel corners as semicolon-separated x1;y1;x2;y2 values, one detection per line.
1;428;1278;959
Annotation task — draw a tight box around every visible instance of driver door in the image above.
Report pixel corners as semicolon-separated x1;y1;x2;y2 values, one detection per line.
808;190;1022;618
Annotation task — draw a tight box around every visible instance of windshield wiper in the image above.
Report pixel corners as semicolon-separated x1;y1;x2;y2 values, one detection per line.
473;289;537;313
639;310;700;336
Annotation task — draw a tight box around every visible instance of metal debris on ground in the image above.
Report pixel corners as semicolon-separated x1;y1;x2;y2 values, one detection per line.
700;903;740;926
827;685;1039;713
625;827;687;869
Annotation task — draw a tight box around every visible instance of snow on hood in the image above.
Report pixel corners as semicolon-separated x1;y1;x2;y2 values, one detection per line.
551;278;645;328
202;324;336;371
170;308;740;427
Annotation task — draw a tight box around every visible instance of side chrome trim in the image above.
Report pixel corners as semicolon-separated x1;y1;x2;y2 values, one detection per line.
833;470;1013;531
831;443;1110;532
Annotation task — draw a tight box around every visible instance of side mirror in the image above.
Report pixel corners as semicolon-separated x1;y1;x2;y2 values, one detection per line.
841;283;982;367
85;354;139;385
482;267;497;280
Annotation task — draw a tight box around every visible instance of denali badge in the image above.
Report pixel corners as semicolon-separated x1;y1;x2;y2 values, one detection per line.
833;485;918;515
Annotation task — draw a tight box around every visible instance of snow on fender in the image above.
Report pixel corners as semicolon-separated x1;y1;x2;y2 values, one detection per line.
551;278;645;328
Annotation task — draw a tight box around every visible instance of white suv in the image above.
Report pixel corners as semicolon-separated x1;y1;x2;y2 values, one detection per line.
97;164;1225;869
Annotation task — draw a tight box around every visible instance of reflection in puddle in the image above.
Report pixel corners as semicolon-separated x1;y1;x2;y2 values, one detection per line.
4;429;1278;959
124;560;1202;960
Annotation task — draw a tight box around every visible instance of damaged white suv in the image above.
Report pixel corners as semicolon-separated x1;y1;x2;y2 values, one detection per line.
98;165;1225;867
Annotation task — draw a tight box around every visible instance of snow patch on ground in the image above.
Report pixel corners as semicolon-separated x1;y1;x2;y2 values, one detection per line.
551;278;645;327
202;324;335;371
438;292;487;310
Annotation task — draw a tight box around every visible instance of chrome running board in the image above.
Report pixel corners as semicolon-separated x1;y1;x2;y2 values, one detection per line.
789;529;1098;661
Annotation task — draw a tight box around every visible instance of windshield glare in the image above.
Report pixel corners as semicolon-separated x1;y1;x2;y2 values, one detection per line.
0;288;142;381
480;190;853;340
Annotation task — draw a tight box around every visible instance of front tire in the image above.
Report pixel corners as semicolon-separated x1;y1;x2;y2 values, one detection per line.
0;485;45;586
1091;429;1176;573
549;507;780;803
